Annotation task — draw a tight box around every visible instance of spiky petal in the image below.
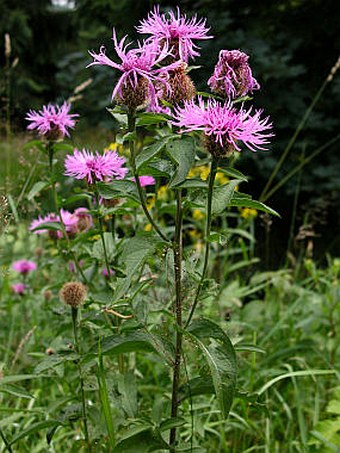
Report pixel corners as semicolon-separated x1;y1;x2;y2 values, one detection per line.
137;6;212;62
172;97;273;157
26;102;78;140
64;148;128;184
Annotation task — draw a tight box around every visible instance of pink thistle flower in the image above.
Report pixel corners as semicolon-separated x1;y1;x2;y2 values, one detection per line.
60;209;79;235
64;148;128;184
208;49;260;99
132;175;156;187
172;97;273;157
11;283;26;295
29;213;60;234
87;29;180;110
137;6;212;62
25;102;78;140
102;268;115;278
12;260;37;275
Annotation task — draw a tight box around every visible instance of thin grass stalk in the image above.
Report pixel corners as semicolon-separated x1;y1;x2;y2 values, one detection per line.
71;307;92;452
262;134;340;202
185;157;218;327
0;427;13;453
127;110;169;243
169;189;183;452
260;67;336;201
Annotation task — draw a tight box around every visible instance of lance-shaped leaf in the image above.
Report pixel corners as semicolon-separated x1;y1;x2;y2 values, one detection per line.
166;137;196;187
186;318;237;417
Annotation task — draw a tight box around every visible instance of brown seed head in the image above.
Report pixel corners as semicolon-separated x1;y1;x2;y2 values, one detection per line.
164;64;196;105
59;281;87;308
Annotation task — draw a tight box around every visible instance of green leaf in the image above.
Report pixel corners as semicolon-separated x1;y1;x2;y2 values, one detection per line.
9;420;63;446
218;167;248;182
166;137;196;187
234;344;266;354
27;181;49;200
159;417;186;432
136;138;171;170
53;143;75;153
0;374;45;385
62;193;92;206
30;221;62;233
136;112;170;126
99;331;156;356
230;193;280;217
113;426;169;453
212;180;242;215
186;319;237;417
7;194;19;223
92;232;115;261
174;178;207;189
0;384;34;399
179;376;215;401
23;139;45;152
34;353;80;374
98;180;139;202
117;372;137;418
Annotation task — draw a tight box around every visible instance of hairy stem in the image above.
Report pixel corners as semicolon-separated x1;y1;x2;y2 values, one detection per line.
169;189;183;452
71;307;91;452
185;158;218;328
127;111;169;243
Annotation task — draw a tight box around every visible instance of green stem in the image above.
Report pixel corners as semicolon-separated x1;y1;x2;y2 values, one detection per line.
185;158;218;328
169;189;183;452
94;187;112;282
0;426;13;453
71;307;91;452
127;111;169;243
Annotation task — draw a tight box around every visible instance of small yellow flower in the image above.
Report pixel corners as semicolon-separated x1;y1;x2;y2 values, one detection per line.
144;223;152;232
240;208;258;220
192;209;205;221
215;172;229;185
188;228;202;240
157;185;168;201
188;165;210;180
146;194;156;210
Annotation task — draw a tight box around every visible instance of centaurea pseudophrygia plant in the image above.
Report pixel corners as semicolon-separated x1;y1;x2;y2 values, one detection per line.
87;5;276;451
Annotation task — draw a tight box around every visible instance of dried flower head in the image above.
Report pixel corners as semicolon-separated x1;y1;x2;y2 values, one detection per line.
163;63;196;105
64;148;128;184
172;97;273;158
12;260;37;275
74;208;93;232
26;102;78;140
137;6;212;63
87;29;180;110
208;50;260;99
59;281;87;308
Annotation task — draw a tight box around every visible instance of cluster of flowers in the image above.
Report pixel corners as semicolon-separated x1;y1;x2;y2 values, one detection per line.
29;208;93;239
11;260;37;295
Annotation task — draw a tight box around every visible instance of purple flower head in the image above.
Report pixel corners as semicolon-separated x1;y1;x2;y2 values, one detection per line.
132;175;156;187
102;268;115;279
25;102;78;140
11;283;26;295
60;209;79;235
172;97;273;157
29;213;60;234
87;29;180;110
137;6;212;63
208;50;260;99
64;148;128;184
12;260;37;275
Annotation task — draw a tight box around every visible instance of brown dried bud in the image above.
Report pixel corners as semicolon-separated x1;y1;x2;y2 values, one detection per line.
59;281;87;308
4;33;11;58
117;77;150;110
164;64;196;105
44;290;53;302
46;347;55;355
203;135;236;158
35;247;43;258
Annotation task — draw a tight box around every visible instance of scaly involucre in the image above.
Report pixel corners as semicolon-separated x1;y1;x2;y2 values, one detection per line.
64;148;128;184
137;6;212;62
87;29;180;109
208;49;260;99
172;97;273;153
25;102;78;139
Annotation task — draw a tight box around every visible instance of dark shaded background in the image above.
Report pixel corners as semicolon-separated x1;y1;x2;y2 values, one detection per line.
1;0;339;264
